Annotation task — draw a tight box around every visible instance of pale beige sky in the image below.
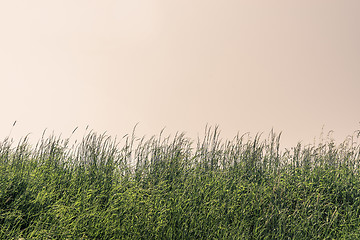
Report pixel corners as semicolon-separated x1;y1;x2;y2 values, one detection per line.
1;0;359;149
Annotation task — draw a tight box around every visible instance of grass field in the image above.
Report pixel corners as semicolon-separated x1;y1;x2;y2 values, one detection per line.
1;126;360;239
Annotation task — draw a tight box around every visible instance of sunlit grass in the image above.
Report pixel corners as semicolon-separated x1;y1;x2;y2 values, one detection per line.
1;126;360;239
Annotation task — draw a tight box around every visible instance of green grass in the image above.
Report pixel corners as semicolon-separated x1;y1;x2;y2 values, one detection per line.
1;126;360;239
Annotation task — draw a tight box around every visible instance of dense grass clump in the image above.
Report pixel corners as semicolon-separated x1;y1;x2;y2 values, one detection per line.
1;126;360;239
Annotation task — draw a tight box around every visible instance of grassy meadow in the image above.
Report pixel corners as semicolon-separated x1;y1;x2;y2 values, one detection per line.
1;126;360;239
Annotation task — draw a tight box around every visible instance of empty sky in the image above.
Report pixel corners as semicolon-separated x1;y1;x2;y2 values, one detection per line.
1;0;360;150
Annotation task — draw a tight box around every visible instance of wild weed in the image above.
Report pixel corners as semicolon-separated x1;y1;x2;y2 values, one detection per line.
0;126;359;239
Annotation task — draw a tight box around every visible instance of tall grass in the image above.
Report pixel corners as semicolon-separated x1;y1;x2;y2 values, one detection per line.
1;126;360;239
